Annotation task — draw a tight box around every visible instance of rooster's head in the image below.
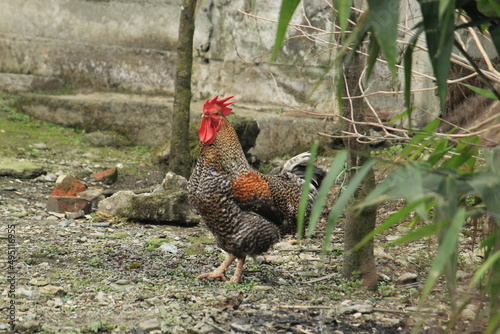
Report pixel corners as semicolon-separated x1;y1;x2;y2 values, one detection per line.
199;95;234;144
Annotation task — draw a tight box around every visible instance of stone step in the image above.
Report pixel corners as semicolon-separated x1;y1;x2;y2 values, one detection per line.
0;73;65;93
16;91;337;159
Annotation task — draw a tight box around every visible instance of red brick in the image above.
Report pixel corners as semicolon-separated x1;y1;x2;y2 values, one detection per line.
46;196;92;213
50;175;87;198
94;167;118;184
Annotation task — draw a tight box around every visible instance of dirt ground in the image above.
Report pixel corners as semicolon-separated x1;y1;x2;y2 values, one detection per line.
0;98;488;334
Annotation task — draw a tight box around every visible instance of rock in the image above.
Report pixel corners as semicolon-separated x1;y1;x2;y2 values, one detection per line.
65;210;85;219
46;196;92;214
37;172;59;182
0;157;46;179
252;285;273;292
40;285;66;296
107;232;129;239
159;243;178;254
29;278;49;286
77;189;104;202
93;167;118;184
456;270;469;280
97;190;136;215
94;291;109;305
97;174;199;225
31;142;48;150
396;272;418;285
137;318;161;332
14;320;41;333
91;222;111;228
339;304;373;314
374;247;394;261
230;323;253;333
50;175;87;197
17;288;33;297
161;172;188;191
83;130;132;147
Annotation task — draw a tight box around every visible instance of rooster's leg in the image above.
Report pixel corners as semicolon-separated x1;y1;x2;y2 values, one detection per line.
225;257;245;284
197;254;236;281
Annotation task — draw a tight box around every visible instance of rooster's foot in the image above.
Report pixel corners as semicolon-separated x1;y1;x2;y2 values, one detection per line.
196;271;227;281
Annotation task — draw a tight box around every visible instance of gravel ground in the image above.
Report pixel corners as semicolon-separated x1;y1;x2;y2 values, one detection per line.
0;101;486;334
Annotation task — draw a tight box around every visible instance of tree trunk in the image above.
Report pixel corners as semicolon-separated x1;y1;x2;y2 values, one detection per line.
170;0;197;178
341;54;378;290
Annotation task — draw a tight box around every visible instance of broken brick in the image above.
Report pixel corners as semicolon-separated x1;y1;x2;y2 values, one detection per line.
50;175;87;198
94;167;118;185
46;196;92;214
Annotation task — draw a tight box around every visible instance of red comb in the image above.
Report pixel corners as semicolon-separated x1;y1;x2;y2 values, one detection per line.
203;95;234;116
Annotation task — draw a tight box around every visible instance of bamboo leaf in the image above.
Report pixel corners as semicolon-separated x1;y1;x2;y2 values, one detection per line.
403;24;424;131
453;40;500;100
471;251;500;288
468;172;500;222
352;197;431;252
488;23;500;59
322;159;376;251
443;136;480;171
425;137;450;166
272;0;301;61
367;0;399;79
335;0;352;41
418;0;454;112
459;83;500;100
365;32;380;80
389;220;439;247
420;208;466;305
306;151;348;238
399;118;441;158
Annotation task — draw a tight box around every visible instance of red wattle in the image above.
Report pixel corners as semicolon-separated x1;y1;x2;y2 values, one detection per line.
199;116;221;144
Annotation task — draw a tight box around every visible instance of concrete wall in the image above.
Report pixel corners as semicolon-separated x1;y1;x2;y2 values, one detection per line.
1;0;496;127
0;0;337;111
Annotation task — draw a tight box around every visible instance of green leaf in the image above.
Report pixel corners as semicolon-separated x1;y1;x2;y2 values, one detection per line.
335;0;353;41
418;0;455;112
272;0;301;61
443;136;480;171
389;221;439;246
399;118;441;159
403;25;424;131
322;159;376;251
478;0;500;17
468;172;500;222
366;0;399;79
471;251;500;288
488;23;500;59
459;83;500;100
420;208;466;305
426;137;450;166
306;150;348;238
453;40;500;100
365;32;381;80
352;197;431;252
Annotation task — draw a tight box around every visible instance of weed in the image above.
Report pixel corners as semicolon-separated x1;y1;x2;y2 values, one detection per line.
371;144;404;157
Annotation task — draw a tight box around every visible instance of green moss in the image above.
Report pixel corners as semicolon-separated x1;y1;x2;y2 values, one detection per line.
0;93;154;174
185;242;206;255
107;232;130;239
146;237;171;247
186;236;214;244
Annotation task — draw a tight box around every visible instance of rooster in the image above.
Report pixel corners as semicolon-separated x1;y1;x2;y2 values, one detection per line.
188;95;323;284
